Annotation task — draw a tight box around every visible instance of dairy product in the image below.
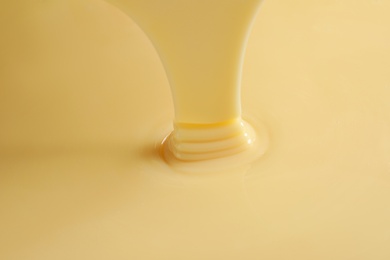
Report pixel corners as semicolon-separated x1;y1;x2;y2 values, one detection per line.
0;0;390;259
107;0;265;164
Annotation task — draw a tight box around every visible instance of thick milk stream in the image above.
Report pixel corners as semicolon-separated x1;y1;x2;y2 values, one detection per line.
107;0;266;165
0;0;390;259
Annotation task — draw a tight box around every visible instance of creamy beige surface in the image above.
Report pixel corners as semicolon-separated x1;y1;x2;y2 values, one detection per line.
1;0;390;259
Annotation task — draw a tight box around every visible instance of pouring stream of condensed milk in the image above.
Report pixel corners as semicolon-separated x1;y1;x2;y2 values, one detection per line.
1;0;390;259
106;0;266;166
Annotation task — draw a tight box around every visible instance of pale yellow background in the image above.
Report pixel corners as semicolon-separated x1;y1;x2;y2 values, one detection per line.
1;0;390;259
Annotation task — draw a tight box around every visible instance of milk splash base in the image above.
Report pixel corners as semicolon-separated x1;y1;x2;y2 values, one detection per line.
161;117;269;172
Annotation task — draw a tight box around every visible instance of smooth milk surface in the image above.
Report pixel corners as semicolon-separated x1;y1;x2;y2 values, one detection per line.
0;0;390;259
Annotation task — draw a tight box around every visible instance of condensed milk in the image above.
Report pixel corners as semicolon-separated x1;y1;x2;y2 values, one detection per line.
0;0;389;259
